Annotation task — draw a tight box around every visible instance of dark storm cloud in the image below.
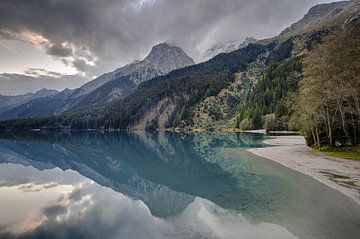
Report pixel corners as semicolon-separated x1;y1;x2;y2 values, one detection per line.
46;44;73;57
72;59;91;73
43;205;67;219
0;0;341;87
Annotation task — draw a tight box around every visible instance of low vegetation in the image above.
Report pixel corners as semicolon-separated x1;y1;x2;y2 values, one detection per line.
315;146;360;161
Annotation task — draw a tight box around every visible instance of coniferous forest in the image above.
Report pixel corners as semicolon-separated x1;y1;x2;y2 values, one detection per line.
236;25;360;149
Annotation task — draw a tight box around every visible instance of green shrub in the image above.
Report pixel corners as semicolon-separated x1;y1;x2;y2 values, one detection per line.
263;114;277;131
239;118;253;130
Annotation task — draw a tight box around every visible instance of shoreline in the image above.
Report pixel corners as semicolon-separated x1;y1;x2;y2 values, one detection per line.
248;135;360;206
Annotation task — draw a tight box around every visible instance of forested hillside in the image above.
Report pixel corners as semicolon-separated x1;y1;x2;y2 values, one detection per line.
0;43;269;130
101;43;269;130
290;25;360;147
236;56;302;131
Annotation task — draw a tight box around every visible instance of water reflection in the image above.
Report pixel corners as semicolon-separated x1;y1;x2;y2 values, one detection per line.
0;163;299;239
0;131;278;216
0;131;359;239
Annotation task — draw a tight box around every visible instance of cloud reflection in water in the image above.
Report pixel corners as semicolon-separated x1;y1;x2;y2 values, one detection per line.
0;163;297;239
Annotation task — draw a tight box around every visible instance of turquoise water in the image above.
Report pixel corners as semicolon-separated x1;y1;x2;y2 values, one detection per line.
0;131;359;239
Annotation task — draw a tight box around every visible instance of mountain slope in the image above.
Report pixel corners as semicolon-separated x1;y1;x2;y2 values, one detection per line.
236;0;360;131
0;43;194;120
70;43;194;100
0;89;73;120
0;43;268;130
67;43;195;109
103;43;270;130
278;0;355;39
192;56;266;130
70;72;115;99
0;89;58;114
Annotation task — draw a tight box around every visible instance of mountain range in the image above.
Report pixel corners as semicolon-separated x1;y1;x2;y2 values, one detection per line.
0;0;359;132
0;38;256;120
0;89;58;114
0;43;194;120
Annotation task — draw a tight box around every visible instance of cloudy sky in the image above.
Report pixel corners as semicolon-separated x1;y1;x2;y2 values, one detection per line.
0;0;341;95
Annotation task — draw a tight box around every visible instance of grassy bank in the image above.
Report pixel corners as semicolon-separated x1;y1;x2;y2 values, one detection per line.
315;146;360;161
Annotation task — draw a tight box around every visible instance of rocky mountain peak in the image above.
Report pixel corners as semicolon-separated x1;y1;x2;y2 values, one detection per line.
279;1;350;38
58;43;195;111
115;42;194;85
70;43;194;99
149;42;174;52
31;88;59;99
142;42;195;75
306;1;348;16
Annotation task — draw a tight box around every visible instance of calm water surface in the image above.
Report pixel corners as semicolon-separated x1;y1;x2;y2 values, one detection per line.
0;131;359;239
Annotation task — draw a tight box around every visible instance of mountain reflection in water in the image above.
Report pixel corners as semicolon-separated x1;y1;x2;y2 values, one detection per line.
0;131;359;239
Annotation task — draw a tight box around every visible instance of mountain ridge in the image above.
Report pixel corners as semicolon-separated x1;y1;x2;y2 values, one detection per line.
0;88;58;114
0;43;194;120
60;42;195;111
278;0;355;39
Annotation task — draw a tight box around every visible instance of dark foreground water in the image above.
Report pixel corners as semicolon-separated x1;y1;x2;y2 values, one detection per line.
0;131;359;239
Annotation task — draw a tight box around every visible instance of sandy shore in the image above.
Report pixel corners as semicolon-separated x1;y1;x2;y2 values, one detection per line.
248;136;360;205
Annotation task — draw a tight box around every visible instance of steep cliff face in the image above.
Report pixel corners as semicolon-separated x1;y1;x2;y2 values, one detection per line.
192;55;267;130
117;43;195;85
131;97;177;131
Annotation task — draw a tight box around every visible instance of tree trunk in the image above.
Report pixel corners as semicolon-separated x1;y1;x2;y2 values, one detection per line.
326;107;333;146
311;126;317;148
315;126;321;149
338;102;353;146
350;112;357;145
352;94;360;119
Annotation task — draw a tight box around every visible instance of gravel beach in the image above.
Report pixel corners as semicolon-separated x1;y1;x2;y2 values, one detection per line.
248;136;360;205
